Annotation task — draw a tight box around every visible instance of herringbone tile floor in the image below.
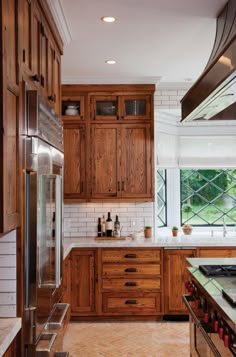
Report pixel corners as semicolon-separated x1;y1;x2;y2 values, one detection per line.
63;321;190;356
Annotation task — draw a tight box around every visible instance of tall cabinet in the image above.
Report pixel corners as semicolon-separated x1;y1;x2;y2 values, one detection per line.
62;84;155;202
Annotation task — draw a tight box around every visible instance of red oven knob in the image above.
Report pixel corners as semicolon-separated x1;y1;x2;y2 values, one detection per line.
204;312;209;323
224;334;229;348
219;327;224;339
214;320;219;332
194;299;200;309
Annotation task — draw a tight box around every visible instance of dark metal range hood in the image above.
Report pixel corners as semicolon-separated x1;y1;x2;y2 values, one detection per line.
181;0;236;122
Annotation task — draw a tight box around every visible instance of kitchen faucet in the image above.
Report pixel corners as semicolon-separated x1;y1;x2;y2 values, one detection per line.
223;217;227;237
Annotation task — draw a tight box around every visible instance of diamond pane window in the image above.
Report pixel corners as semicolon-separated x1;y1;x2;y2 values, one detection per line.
180;169;236;226
156;169;167;227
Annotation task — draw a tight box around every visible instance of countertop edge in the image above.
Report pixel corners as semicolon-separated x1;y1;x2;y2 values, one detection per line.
0;318;21;355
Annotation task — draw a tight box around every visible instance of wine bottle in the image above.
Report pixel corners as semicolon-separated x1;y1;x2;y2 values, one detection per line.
97;217;102;237
106;212;113;237
114;215;121;238
101;214;106;236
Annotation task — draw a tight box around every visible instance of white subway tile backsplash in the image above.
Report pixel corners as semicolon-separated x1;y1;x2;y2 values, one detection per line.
0;293;16;304
0;305;16;317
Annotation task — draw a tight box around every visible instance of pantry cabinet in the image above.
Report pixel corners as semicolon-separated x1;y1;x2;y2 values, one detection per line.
91;123;153;200
164;249;197;315
71;249;97;315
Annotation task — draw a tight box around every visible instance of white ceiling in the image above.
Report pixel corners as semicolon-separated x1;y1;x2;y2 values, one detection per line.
54;0;228;85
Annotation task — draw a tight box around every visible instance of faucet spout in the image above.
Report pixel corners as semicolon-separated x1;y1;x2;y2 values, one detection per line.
223;217;227;237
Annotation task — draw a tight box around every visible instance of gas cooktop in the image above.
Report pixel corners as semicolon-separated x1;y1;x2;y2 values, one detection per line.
199;264;236;277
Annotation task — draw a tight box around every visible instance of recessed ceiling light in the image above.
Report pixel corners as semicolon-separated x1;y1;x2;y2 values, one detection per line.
105;60;116;64
101;16;116;23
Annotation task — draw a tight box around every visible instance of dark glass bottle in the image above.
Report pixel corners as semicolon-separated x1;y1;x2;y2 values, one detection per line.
114;215;120;237
106;212;113;237
97;217;102;237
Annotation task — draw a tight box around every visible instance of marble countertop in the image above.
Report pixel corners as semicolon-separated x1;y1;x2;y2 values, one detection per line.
0;318;21;355
63;233;236;259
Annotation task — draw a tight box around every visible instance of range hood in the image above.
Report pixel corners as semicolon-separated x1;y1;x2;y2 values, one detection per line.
181;0;236;122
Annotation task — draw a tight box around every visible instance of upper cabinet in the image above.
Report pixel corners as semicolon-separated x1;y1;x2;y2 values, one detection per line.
0;0;63;234
62;84;155;202
91;94;152;121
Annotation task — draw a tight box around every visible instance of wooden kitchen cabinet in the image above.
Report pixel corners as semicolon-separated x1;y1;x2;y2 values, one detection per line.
3;336;16;357
164;249;197;315
71;249;97;315
63;123;87;201
0;0;20;233
101;248;163;316
91;93;152;121
91;123;153;200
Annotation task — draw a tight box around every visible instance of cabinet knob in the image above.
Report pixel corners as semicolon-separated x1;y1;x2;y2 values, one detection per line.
224;334;229;348
117;181;120;191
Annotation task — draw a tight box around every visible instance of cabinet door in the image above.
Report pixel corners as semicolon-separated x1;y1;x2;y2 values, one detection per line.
121;124;153;199
47;37;55;106
62;96;85;121
64;124;86;201
71;250;96;314
53;48;61;115
120;95;152;120
21;0;32;75
91;124;121;198
31;4;41;86
91;95;118;121
164;249;196;314
40;20;48;96
4;0;19;88
0;89;20;233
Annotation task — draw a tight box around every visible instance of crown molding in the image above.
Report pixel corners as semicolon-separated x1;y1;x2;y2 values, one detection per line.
46;0;72;45
61;76;162;85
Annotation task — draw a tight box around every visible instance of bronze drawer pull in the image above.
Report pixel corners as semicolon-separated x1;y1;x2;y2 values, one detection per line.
125;300;137;305
125;282;137;287
124;268;137;272
124;254;137;258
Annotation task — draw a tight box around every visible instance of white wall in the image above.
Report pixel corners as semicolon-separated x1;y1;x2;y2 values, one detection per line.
0;230;16;317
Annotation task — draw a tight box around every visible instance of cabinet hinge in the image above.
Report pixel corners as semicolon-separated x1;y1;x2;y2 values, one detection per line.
22;49;26;63
53;49;56;60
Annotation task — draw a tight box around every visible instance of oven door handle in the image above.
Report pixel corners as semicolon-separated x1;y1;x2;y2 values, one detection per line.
183;295;222;357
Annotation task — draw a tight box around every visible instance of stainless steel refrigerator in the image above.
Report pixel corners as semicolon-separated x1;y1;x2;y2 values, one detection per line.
23;89;69;356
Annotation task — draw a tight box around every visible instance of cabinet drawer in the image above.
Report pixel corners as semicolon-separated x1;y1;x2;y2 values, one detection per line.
102;278;161;290
102;249;161;263
102;293;161;314
102;263;160;276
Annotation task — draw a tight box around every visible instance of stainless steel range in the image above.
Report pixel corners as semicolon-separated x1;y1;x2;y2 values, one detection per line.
183;258;236;357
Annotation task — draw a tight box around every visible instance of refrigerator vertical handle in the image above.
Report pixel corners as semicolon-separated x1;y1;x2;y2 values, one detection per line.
55;175;62;288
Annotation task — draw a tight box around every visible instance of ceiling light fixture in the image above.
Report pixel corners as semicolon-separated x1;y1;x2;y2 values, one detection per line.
101;16;116;23
105;60;116;64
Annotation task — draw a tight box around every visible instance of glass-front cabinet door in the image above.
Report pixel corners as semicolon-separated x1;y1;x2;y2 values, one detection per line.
61;95;85;121
120;95;151;120
91;95;118;121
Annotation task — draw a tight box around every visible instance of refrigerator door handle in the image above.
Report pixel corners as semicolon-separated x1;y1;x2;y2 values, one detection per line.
55;175;62;288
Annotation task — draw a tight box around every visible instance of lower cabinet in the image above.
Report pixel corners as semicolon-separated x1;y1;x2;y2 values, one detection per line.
62;254;71;305
3;337;16;357
71;249;97;315
163;249;197;315
101;248;163;316
198;248;236;257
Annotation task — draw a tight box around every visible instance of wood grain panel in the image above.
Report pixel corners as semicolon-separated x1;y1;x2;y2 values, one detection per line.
102;249;160;263
164;249;196;314
102;293;161;314
102;263;161;276
121;124;152;198
198;248;236;258
71;250;95;314
64;124;86;199
91;124;120;198
22;0;32;73
102;278;160;290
